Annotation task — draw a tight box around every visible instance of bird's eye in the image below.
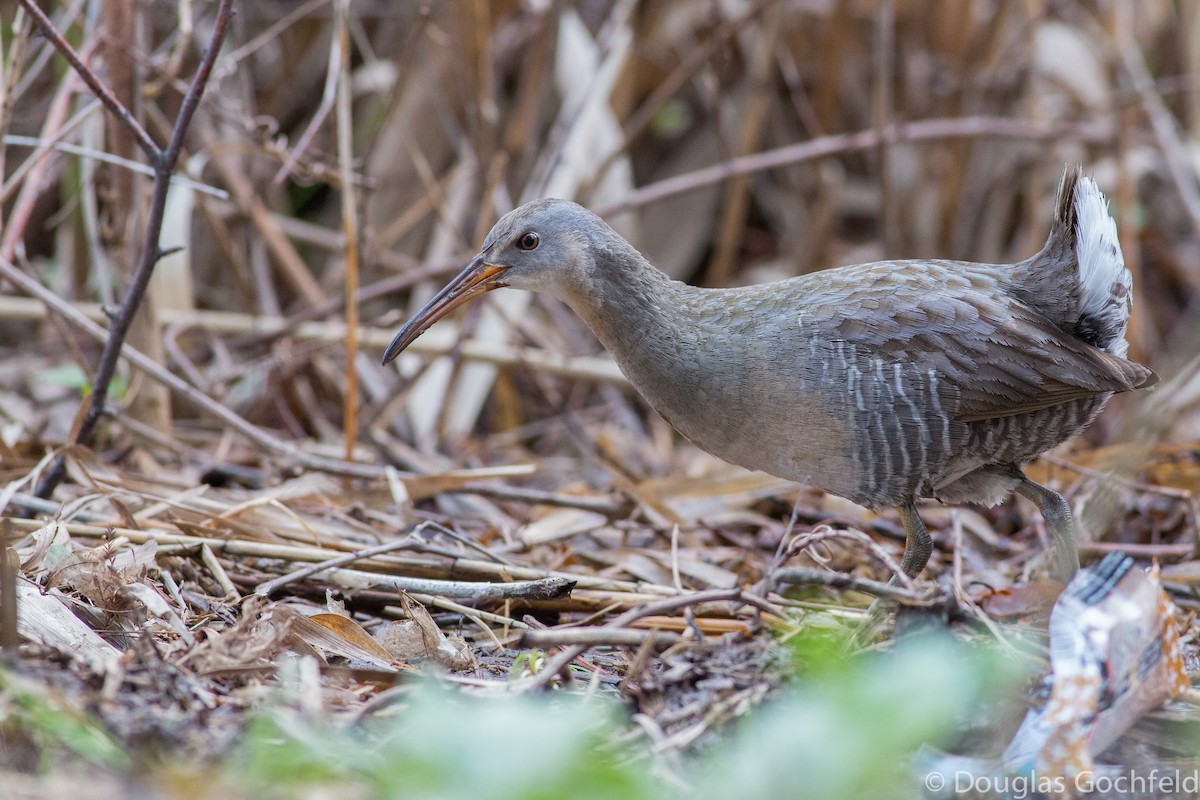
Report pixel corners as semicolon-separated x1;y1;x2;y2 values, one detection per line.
517;232;540;251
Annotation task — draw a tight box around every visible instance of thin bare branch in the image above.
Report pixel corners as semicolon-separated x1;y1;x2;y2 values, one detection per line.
35;0;236;498
2;134;228;197
16;0;159;160
599;116;1113;216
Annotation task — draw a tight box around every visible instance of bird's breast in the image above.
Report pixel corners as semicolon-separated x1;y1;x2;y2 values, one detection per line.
604;313;868;497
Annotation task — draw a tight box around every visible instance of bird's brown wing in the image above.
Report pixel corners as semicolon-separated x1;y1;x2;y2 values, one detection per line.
821;267;1153;424
946;301;1152;422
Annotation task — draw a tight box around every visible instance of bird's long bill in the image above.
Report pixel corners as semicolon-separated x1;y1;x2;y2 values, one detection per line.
380;257;508;365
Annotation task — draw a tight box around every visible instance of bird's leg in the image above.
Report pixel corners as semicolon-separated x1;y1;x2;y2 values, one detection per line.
1015;477;1079;581
897;504;933;578
855;504;932;644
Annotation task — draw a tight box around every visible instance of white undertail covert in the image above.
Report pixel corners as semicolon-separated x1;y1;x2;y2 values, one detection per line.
1072;176;1131;357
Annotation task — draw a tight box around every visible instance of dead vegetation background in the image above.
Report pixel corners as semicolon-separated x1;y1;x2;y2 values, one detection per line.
2;1;1200;797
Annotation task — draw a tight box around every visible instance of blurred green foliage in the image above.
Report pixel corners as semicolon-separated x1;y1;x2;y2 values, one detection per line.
236;690;652;800
0;630;1019;798
0;668;131;773
36;363;130;400
221;630;1018;800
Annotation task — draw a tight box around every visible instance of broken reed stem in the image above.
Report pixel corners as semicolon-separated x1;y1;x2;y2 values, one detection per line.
335;0;361;464
1;518;17;650
31;0;234;500
199;543;239;599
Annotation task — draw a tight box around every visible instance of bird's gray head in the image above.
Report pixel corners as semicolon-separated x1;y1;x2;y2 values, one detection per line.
382;199;614;364
476;198;607;292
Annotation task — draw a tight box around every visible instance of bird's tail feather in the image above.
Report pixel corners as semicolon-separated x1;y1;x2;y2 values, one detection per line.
1053;166;1133;356
1065;169;1128;357
1015;167;1132;356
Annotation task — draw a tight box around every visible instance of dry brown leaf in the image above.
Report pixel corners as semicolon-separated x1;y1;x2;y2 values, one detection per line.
976;579;1065;620
184;597;290;673
308;612;401;666
275;605;402;670
380;594;475;671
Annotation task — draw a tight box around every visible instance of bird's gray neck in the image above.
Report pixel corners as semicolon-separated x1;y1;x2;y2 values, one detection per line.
559;245;693;381
554;241;847;485
556;242;739;453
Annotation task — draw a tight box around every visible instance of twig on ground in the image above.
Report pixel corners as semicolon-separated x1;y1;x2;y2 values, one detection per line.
318;569;576;601
770;567;937;605
519;628;680;649
781;525;916;590
255;534;426;597
2;516;671;595
451;482;630;516
512;588;781;692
